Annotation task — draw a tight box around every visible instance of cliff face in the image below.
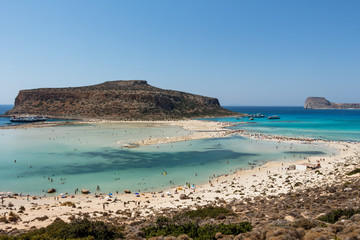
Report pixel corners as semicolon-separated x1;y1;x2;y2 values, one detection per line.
305;97;360;109
6;80;237;120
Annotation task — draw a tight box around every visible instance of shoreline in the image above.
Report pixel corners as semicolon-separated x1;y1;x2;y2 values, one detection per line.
1;120;359;232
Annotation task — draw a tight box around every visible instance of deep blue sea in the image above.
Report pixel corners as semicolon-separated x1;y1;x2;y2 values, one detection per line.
0;105;13;126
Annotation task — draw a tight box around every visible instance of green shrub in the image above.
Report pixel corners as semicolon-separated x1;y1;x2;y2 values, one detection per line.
291;218;326;230
346;168;360;176
0;218;123;239
318;208;360;224
181;206;233;220
294;182;302;187
343;181;351;187
142;207;250;239
142;222;252;239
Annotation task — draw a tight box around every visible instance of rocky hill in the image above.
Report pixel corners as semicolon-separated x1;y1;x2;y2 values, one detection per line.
304;97;360;109
5;80;237;120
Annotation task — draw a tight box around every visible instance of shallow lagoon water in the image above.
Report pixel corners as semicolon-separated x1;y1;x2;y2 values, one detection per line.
0;122;333;195
208;106;360;142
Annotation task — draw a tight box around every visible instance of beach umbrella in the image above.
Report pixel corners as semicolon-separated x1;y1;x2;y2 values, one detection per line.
108;193;113;196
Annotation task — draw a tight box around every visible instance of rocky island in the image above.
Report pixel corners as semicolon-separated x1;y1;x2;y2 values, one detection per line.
304;97;360;109
5;80;237;120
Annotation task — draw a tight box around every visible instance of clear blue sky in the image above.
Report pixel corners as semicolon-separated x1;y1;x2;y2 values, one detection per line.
1;1;359;106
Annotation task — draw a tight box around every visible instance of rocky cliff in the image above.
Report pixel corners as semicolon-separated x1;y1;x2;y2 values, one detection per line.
6;80;237;120
304;97;360;109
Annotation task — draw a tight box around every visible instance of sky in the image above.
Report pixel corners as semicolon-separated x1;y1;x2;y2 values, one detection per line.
0;1;359;106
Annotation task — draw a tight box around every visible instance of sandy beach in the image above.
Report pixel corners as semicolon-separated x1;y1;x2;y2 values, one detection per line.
1;119;360;232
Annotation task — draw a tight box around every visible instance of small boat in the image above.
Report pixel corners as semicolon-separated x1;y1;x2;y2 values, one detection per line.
268;115;280;119
248;113;265;118
249;117;254;120
10;115;47;123
254;113;265;118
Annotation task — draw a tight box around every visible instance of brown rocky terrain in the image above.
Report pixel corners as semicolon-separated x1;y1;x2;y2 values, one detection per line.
5;80;237;120
305;97;360;109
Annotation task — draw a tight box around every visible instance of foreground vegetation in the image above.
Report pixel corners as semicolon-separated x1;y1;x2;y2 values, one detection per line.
143;222;252;240
142;207;251;239
318;208;360;224
1;178;360;239
0;207;251;240
347;168;360;176
0;218;123;240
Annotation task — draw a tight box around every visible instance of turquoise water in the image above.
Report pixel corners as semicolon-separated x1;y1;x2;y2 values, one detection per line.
207;106;360;142
1;105;353;195
0;121;332;195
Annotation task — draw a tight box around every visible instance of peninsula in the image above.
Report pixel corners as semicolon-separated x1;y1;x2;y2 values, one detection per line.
5;80;237;120
304;97;360;109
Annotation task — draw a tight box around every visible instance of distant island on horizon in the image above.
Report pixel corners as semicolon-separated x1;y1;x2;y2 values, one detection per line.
5;80;238;120
304;97;360;109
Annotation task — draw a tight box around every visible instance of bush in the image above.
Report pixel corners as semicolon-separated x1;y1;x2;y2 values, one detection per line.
142;222;252;239
346;168;360;176
294;182;302;187
7;212;20;222
142;207;251;239
0;218;123;239
291;218;325;230
181;206;233;220
0;216;8;223
60;201;76;208
318;208;360;224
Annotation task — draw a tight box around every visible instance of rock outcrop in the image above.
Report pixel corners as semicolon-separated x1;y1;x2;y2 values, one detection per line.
6;80;237;120
304;97;360;109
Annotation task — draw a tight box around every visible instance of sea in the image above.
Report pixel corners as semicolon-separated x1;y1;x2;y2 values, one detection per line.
1;104;359;195
206;106;360;142
0;105;14;126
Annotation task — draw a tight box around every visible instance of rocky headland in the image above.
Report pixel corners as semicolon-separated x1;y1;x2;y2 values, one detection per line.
5;80;237;120
304;97;360;109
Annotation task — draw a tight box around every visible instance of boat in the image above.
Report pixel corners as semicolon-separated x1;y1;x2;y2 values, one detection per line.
267;115;280;119
248;113;265;118
249;117;254;120
254;113;265;118
10;115;47;123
